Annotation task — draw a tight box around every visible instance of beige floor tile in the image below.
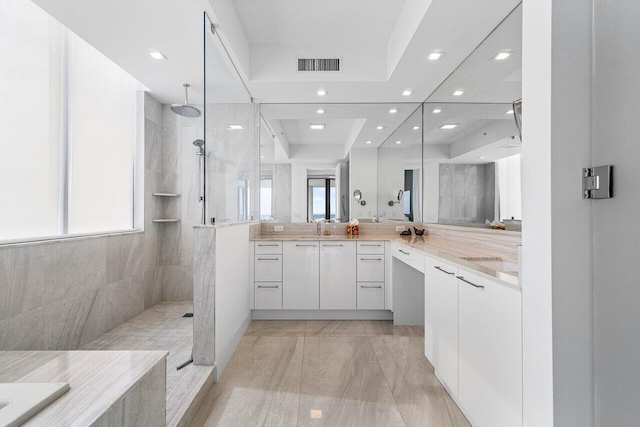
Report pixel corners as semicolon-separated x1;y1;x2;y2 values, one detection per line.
305;320;368;336
298;336;404;427
245;320;307;336
362;320;425;337
369;336;469;427
194;336;304;427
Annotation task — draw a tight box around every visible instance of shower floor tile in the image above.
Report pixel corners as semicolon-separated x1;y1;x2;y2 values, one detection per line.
81;301;215;427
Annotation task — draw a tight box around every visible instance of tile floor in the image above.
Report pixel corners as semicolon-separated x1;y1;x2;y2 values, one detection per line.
190;320;470;427
81;301;215;427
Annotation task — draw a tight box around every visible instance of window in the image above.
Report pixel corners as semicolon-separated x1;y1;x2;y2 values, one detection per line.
259;179;273;220
307;178;335;222
0;0;137;242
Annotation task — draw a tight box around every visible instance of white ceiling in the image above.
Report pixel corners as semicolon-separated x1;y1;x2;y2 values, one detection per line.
31;0;521;105
233;0;406;46
427;4;522;103
30;0;522;165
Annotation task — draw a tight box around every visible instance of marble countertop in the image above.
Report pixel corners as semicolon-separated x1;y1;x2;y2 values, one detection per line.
252;234;520;289
0;350;167;425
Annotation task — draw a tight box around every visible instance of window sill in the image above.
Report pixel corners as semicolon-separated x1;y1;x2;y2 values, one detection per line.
0;229;143;248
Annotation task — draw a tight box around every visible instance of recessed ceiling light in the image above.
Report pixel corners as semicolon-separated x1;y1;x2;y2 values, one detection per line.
479;156;485;159
428;52;443;60
149;51;167;60
389;109;398;114
402;90;412;96
317;109;325;114
506;110;514;114
395;141;402;144
440;124;459;130
494;52;511;60
317;89;327;96
376;126;385;130
366;141;372;144
261;155;266;159
227;125;243;130
310;124;325;130
453;90;464;96
432;108;442;114
412;126;420;130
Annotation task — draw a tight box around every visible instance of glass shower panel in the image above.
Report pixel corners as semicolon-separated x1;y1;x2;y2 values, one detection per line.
204;13;257;224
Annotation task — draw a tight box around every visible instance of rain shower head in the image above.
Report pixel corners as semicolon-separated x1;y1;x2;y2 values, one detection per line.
193;139;204;147
171;83;202;118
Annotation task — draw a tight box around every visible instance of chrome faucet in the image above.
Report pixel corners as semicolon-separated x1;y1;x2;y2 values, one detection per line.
317;222;321;236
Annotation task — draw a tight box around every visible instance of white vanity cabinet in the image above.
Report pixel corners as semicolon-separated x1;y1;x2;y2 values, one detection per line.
356;241;385;309
283;241;320;309
319;241;357;309
424;255;460;398
457;270;522;427
254;242;283;309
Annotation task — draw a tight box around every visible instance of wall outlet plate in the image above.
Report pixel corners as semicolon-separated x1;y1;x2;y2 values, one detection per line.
395;226;405;232
274;226;284;232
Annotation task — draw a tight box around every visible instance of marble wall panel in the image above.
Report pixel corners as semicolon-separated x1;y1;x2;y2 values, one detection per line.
0;93;164;350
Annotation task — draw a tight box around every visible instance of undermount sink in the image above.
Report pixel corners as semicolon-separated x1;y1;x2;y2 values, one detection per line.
461;257;519;274
0;383;70;427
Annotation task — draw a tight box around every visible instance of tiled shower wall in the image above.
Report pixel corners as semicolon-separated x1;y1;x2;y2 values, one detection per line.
0;93;163;350
158;103;257;301
438;163;496;224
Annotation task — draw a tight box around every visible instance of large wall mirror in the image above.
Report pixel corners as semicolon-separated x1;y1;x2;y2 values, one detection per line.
258;4;522;230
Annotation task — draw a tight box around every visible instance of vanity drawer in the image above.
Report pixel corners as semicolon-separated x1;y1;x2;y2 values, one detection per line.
255;255;283;281
357;255;385;282
391;243;425;273
357;241;385;255
255;282;282;309
254;241;283;255
357;283;385;310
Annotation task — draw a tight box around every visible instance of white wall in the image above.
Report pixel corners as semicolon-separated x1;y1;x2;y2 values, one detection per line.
349;148;378;220
592;1;640;424
522;0;594;426
214;223;252;377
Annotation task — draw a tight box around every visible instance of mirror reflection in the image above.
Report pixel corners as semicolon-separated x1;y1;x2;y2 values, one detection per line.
258;3;522;230
377;106;423;222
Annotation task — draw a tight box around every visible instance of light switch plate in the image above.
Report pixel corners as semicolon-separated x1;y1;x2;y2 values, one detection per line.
273;226;284;232
395;226;405;232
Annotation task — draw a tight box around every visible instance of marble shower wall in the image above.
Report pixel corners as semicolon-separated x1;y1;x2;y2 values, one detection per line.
273;164;292;222
159;103;257;301
0;93;163;350
438;163;496;225
158;105;204;301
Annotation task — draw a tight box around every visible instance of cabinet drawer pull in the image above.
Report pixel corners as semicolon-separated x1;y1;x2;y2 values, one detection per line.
360;258;382;261
257;285;279;289
257;244;279;246
295;244;317;247
323;244;344;247
361;244;381;247
456;276;484;289
398;250;409;255
434;266;455;275
360;285;383;288
257;257;280;261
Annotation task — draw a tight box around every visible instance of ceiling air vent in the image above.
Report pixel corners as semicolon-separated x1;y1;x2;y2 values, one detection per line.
298;57;341;72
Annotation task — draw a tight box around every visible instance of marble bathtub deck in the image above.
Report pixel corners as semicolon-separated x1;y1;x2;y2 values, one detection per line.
81;301;215;427
0;350;166;426
190;320;470;427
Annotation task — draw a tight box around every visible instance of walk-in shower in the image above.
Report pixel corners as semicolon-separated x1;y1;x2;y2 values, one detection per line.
171;83;201;118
